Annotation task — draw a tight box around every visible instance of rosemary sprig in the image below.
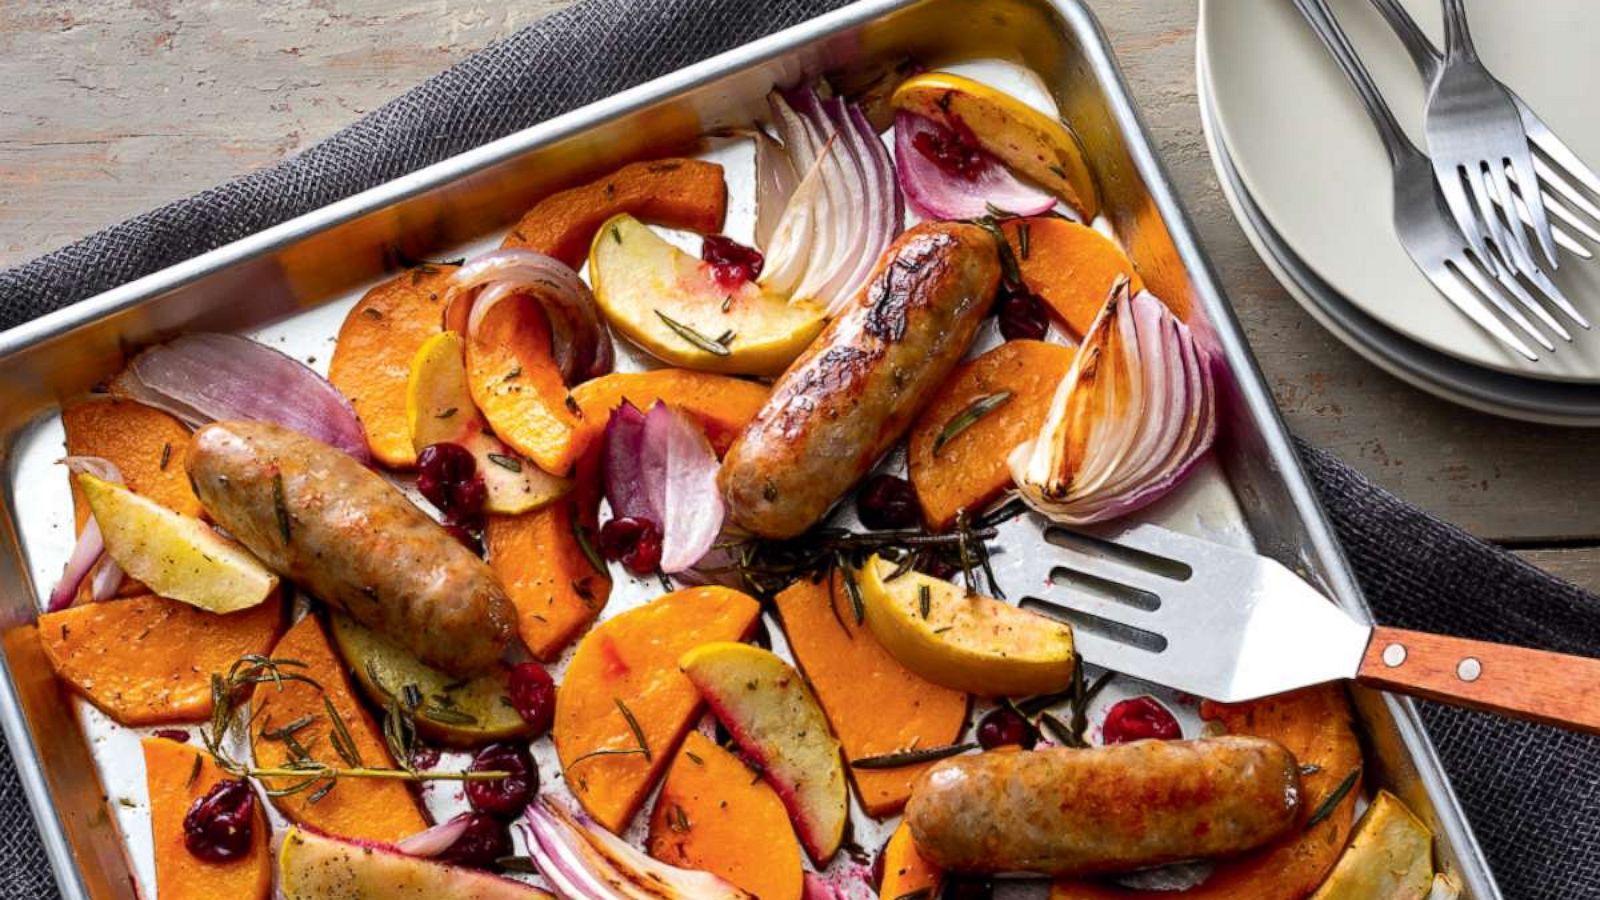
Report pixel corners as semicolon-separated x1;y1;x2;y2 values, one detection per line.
852;742;976;770
933;392;1013;457
1305;768;1361;830
271;473;292;543
656;311;732;357
614;698;652;763
486;453;522;473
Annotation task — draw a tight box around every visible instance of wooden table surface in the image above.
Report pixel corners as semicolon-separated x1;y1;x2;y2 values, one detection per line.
4;0;1598;590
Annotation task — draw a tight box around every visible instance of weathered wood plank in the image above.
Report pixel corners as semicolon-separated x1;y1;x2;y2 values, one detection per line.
1513;548;1600;596
3;0;1600;546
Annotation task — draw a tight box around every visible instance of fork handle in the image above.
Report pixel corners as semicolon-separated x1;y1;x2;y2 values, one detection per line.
1369;0;1442;81
1357;626;1600;734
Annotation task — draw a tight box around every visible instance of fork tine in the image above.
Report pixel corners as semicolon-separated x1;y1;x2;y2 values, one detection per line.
1492;268;1572;340
1505;181;1595;259
1506;153;1559;269
1465;164;1526;276
1441;166;1499;276
1520;101;1600;198
1517;261;1591;330
1532;156;1600;223
1488;158;1540;269
1449;256;1551;354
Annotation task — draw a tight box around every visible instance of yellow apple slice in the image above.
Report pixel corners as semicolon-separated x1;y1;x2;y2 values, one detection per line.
79;473;277;614
857;555;1075;696
678;642;848;867
407;330;570;515
278;826;553;900
891;72;1099;221
1309;791;1435;900
589;214;825;376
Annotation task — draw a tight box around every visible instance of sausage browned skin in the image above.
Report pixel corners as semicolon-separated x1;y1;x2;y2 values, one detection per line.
905;737;1302;876
186;420;515;675
719;222;1001;538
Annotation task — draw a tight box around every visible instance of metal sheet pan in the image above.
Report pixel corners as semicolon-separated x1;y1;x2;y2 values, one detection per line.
0;1;1500;896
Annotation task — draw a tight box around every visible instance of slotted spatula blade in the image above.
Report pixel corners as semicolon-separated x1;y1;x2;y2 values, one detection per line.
988;509;1372;703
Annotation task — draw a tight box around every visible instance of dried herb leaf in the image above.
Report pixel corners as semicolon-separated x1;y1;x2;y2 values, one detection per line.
487;453;522;473
656;311;732;356
852;742;976;770
614;698;652;762
933;392;1013;457
1305;768;1361;830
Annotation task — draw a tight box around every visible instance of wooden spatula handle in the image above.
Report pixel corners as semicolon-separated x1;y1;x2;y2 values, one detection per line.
1356;626;1600;734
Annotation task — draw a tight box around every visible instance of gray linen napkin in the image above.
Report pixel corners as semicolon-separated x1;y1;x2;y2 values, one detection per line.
0;1;1595;898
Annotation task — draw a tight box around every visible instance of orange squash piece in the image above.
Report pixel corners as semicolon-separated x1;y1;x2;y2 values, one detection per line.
329;264;458;468
1050;685;1361;900
502;159;728;267
908;340;1075;530
142;737;272;900
38;592;285;726
878;820;942;900
63;398;200;528
487;500;612;662
773;576;968;817
571;369;770;458
466;295;583;475
647;731;804;900
554;586;761;833
1003;218;1144;339
250;615;428;843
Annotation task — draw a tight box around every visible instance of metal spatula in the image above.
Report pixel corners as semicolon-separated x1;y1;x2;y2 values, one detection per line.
988;508;1600;734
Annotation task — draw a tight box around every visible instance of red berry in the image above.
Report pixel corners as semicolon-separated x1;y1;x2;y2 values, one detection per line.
976;707;1038;750
416;443;487;526
701;235;765;288
182;779;257;863
409;745;442;770
856;474;920;530
996;289;1050;342
598;516;664;575
437;813;511;870
465;743;537;820
507;663;556;736
153;729;189;743
911;117;987;181
1101;696;1181;744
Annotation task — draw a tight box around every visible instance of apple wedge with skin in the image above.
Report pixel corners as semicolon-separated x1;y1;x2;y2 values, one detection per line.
277;826;552;900
589;214;825;376
407;330;570;515
679;642;848;866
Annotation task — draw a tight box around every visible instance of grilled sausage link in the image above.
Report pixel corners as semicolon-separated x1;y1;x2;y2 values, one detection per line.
186;420;515;675
719;222;1001;538
906;737;1302;876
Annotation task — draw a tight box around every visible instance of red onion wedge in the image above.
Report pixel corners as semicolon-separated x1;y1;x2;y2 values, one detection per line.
754;127;798;249
396;813;474;858
894;111;1055;221
759;85;904;317
602;401;725;574
48;457;126;612
451;249;612;384
1010;279;1217;524
523;797;753;899
114;333;368;463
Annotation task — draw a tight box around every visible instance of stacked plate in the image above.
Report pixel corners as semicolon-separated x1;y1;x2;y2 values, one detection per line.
1198;0;1600;424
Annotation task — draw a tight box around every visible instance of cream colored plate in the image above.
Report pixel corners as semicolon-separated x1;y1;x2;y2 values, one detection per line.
1200;0;1600;381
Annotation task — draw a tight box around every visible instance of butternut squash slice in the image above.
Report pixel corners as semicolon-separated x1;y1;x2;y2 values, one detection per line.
647;731;804;900
465;295;583;475
773;576;968;817
502;159;728;267
329;264;458;468
250;615;428;843
39;592;285;725
142;737;272;900
487;498;612;662
907;340;1075;530
1003;218;1144;339
570;369;769;458
1050;685;1362;900
554;586;761;833
878;820;943;900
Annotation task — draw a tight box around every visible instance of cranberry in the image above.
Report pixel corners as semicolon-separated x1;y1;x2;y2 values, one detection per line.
416;443;487;525
922;555;959;581
598;516;664;575
855;474;920;530
443;523;483;556
409;745;442;770
996;288;1050;342
182;779;257;863
976;707;1038;750
1101;696;1181;744
701;235;765;288
465;743;537;820
437;812;512;870
911;116;987;181
507;663;557;736
153;729;189;743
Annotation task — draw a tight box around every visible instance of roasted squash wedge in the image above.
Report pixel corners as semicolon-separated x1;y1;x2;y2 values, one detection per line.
143;737;272;900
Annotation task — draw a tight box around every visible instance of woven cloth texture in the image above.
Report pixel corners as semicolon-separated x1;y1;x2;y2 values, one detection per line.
1;1;1596;898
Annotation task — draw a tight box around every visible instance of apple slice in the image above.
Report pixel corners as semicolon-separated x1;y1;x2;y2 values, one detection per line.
857;554;1075;697
79;473;277;614
277;826;552;900
407;330;570;514
678;642;847;866
589;214;825;376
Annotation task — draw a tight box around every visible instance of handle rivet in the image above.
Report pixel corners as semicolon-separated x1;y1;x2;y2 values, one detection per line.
1382;643;1407;667
1456;657;1482;682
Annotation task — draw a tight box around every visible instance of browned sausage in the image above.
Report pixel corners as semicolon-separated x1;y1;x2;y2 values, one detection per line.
905;737;1302;876
186;420;515;675
719;222;1001;538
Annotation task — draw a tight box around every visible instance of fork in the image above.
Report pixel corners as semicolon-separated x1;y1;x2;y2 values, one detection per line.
1294;0;1556;360
990;510;1600;734
1369;0;1593;330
